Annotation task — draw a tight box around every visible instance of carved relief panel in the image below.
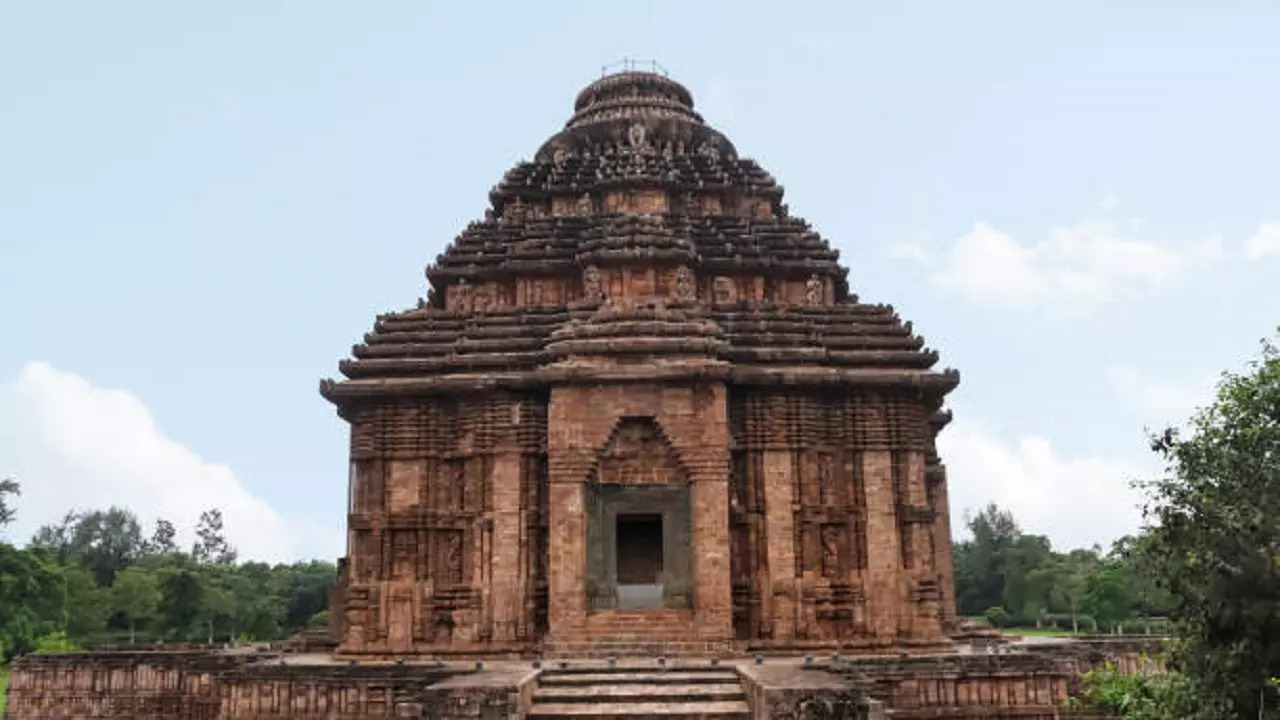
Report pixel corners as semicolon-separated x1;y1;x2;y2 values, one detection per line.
339;393;550;653
593;417;685;485
728;388;940;643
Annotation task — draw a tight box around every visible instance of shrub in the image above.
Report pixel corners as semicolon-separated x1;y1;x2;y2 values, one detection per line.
983;606;1008;628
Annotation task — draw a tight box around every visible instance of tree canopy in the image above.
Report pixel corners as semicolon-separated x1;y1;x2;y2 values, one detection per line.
0;501;335;660
1139;332;1280;717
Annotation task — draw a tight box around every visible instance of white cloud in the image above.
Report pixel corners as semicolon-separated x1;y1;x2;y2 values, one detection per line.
1244;221;1280;260
897;217;1218;315
940;419;1148;551
1107;365;1217;429
0;361;337;561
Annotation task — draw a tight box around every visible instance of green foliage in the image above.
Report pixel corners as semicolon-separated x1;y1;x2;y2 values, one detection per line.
0;495;337;659
31;507;145;586
0;543;63;660
111;565;162;642
1070;661;1205;719
192;510;236;565
953;502;1161;631
983;605;1008;628
1140;331;1280;716
1081;560;1136;632
0;477;19;526
33;631;79;655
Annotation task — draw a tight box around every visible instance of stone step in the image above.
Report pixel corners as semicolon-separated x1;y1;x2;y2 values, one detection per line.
549;635;704;642
587;611;693;619
541;642;732;658
578;623;694;631
581;622;696;627
535;682;744;703
527;700;750;719
539;671;740;685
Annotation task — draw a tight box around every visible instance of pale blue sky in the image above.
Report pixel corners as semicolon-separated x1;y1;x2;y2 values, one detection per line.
2;2;1277;559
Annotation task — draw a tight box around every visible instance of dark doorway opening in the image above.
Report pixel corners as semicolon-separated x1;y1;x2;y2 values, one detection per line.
616;514;664;584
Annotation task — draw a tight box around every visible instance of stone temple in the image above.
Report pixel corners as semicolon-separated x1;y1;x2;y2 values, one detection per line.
320;68;961;658
5;69;1162;720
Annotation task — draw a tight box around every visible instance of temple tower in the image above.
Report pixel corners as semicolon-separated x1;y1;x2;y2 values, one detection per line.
321;68;959;656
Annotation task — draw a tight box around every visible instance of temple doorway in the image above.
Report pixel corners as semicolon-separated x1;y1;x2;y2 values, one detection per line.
616;514;664;609
584;484;692;611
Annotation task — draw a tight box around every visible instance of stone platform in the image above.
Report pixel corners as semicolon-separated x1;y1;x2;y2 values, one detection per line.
2;637;1162;719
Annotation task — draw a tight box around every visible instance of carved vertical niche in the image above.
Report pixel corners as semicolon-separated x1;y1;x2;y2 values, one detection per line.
728;391;768;640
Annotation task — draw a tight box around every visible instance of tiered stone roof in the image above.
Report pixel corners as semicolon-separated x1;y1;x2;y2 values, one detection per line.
322;70;957;404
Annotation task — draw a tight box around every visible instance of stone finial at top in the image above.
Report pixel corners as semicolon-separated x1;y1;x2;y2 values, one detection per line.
567;70;701;130
536;67;738;164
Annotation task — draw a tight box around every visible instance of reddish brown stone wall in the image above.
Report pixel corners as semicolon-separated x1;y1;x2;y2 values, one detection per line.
340;391;548;656
331;383;956;654
828;638;1165;719
4;652;516;720
728;389;950;650
5;651;238;719
546;381;733;641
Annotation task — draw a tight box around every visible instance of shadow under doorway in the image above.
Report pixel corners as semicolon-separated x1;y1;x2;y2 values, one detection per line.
616;513;664;609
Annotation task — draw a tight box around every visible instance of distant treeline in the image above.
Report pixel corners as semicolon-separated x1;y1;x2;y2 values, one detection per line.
0;496;334;660
953;502;1171;634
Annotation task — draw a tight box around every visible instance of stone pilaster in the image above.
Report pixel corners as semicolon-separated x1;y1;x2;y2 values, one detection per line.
931;462;958;630
547;458;590;634
692;472;733;638
762;450;796;641
489;452;523;643
862;450;901;644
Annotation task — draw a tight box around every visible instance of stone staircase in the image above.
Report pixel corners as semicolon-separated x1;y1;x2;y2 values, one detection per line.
528;665;751;719
541;610;735;658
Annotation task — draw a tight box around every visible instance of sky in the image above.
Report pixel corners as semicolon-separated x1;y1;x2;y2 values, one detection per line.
2;2;1277;561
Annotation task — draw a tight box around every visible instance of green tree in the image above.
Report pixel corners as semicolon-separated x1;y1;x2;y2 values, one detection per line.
157;555;203;641
112;566;161;644
1002;533;1055;622
0;477;19;526
953;503;1021;615
195;565;235;643
1081;560;1136;632
1141;331;1280;716
192;509;236;565
276;560;338;634
0;544;62;659
59;563;110;642
31;507;145;586
144;519;177;556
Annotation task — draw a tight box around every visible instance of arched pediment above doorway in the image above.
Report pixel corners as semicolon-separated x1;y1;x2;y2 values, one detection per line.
592;416;689;485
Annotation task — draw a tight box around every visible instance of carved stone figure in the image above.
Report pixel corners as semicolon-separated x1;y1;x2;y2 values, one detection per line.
452;279;472;313
576;193;593;216
712;276;734;304
805;274;824;306
674;265;695;301
627;122;647;149
583;264;603;302
821;525;841;577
